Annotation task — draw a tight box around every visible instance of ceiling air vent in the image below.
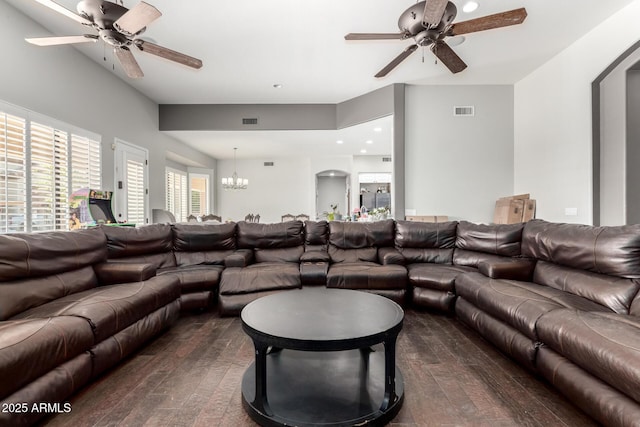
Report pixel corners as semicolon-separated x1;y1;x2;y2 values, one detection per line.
264;161;274;167
453;106;475;117
382;156;392;162
242;118;258;125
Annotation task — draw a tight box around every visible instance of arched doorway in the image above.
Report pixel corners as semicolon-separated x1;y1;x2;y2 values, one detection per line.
316;170;350;220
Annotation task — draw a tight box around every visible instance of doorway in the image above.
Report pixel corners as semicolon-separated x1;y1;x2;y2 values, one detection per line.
316;170;350;220
114;139;148;225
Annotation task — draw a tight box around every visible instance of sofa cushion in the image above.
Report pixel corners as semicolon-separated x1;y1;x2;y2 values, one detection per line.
219;263;301;295
12;276;180;343
328;246;377;263
0;317;94;399
455;272;612;340
399;248;454;265
394;220;457;249
238;221;304;249
158;265;223;292
326;263;406;290
305;220;329;246
533;260;639;314
456;221;524;257
537;309;640;404
329;220;395;249
453;249;517;269
522;219;640;278
174;250;235;268
255;246;304;263
408;264;475;292
0;228;106;281
172;222;236;252
103;223;173;258
0;266;98;321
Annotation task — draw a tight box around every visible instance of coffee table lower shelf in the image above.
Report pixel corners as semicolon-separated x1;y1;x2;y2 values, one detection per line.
241;346;404;427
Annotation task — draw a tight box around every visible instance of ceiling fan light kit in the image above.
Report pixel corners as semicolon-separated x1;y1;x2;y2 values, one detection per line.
345;0;527;78
26;0;203;78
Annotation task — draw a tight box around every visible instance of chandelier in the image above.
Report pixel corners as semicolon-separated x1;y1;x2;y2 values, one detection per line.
221;147;248;190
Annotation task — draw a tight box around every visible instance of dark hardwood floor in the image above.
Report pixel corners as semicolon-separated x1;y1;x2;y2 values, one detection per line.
39;307;597;427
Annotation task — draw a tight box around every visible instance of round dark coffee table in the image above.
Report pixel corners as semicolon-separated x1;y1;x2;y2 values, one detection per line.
240;287;404;426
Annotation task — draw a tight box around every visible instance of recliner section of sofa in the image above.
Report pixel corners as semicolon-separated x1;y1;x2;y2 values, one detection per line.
0;228;180;426
455;219;640;426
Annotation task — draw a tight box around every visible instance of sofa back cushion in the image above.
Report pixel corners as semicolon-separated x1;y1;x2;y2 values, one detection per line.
0;228;106;281
453;249;516;268
534;260;640;314
238;221;304;249
305;220;329;251
0;228;105;320
395;220;456;264
172;223;236;267
329;220;394;249
102;224;175;269
455;221;524;256
522;219;640;278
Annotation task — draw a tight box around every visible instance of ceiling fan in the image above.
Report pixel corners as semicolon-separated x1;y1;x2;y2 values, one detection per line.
25;0;203;78
345;0;527;77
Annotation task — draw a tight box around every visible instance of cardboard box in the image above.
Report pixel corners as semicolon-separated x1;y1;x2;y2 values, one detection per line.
493;198;525;224
522;199;537;222
405;215;449;223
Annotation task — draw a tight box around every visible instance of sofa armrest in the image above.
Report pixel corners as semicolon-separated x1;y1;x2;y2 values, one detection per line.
225;249;254;267
300;251;330;263
93;262;157;285
378;247;405;265
478;258;536;281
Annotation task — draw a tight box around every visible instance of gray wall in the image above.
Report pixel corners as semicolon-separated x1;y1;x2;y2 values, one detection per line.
0;1;216;212
627;68;640;224
404;85;514;223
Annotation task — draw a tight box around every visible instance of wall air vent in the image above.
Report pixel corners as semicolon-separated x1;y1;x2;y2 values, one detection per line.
382;156;392;162
264;162;274;167
242;118;258;125
453;106;475;117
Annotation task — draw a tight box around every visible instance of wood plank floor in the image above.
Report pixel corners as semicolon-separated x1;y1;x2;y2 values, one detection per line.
39;308;597;427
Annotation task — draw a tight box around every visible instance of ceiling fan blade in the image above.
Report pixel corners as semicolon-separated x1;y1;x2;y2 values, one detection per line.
25;34;98;46
114;47;144;78
450;8;527;36
32;0;92;26
135;40;203;69
375;44;418;78
345;33;407;41
114;1;162;36
431;41;467;73
422;0;449;28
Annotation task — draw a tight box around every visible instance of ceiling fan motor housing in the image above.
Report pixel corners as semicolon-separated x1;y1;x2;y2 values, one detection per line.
77;0;145;45
398;1;457;35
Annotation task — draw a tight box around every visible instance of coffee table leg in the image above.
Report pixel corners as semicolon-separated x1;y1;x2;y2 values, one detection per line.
252;340;273;416
380;334;398;411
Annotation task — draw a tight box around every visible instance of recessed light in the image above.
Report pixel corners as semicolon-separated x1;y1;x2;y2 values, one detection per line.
273;84;283;89
462;1;478;13
330;172;335;176
373;127;382;132
336;140;344;144
360;149;367;154
366;140;373;144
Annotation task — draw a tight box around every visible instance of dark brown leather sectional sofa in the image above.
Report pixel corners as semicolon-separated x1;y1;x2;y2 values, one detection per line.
1;218;639;426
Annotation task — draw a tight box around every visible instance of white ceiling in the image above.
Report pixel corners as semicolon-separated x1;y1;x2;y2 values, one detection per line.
6;0;637;159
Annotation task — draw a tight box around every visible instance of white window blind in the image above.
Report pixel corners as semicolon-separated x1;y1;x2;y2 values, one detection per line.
30;122;69;232
166;168;188;222
189;174;209;216
126;158;145;224
0;112;26;233
0;100;102;233
71;134;101;191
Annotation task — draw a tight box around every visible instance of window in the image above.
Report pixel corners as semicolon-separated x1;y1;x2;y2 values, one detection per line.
0;112;26;233
189;173;210;216
166;168;188;222
0;101;102;233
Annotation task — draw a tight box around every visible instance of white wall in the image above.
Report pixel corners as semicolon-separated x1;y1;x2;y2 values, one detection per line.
514;1;640;225
404;85;515;223
0;2;216;213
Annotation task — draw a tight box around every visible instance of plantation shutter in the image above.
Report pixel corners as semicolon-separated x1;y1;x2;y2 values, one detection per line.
126;158;145;224
71;134;101;191
30;122;68;231
0;112;27;233
166;168;188;222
